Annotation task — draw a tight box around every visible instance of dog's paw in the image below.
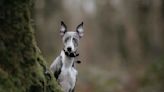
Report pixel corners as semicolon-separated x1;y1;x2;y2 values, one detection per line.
44;70;51;80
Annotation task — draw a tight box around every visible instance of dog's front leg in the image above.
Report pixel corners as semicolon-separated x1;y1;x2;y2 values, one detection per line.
50;56;62;79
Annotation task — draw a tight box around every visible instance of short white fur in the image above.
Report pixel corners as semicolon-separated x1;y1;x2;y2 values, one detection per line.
50;21;84;92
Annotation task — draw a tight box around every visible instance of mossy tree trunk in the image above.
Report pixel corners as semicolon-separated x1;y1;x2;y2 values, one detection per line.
0;0;62;92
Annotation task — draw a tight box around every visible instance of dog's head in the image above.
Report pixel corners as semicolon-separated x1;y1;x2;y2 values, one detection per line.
60;21;84;55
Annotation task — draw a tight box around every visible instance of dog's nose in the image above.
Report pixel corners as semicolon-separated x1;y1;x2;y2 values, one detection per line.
67;47;72;52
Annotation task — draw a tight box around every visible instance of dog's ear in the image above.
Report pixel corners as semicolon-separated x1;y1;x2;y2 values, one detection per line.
60;21;67;36
76;22;84;38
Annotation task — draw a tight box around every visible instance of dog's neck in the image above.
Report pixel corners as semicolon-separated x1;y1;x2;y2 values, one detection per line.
61;50;74;68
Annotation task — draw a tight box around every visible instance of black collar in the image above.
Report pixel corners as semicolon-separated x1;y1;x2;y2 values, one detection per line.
63;49;79;57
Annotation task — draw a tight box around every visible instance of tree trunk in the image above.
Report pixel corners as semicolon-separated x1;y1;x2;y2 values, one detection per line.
0;0;61;92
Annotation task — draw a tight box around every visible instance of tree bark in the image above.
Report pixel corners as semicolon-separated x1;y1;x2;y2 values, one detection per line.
0;0;62;92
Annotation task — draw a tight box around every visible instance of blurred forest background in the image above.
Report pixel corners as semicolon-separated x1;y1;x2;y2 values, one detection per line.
34;0;164;92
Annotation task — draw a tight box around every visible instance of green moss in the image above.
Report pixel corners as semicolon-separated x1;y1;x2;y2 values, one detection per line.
0;0;62;92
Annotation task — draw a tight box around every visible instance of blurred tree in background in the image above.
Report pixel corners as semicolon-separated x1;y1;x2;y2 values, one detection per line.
35;0;164;92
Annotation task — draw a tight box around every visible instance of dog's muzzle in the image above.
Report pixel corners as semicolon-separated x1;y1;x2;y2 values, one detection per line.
63;49;79;57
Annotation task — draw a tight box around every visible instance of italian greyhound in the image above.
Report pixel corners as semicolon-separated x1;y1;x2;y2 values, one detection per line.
50;21;84;92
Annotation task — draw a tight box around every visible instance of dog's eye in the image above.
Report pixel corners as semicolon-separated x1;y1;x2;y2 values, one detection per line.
65;37;69;42
73;38;77;43
73;38;78;46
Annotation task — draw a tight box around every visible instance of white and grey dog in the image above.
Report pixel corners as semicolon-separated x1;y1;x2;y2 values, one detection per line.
50;21;84;92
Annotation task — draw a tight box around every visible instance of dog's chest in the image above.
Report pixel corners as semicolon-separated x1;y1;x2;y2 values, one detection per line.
58;66;77;90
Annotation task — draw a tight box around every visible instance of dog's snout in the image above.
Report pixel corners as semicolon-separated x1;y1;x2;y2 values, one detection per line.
67;47;72;52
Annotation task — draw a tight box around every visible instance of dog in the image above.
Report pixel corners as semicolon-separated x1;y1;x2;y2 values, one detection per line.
50;21;84;92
